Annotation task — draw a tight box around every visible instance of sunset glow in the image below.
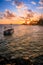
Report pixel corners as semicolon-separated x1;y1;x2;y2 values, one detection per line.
27;21;30;24
0;0;43;24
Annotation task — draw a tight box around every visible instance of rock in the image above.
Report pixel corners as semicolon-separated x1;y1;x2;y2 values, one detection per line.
0;55;33;65
33;55;43;65
14;57;32;65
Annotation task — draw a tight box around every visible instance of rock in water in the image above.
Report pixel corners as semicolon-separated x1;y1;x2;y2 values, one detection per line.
14;57;32;65
33;55;43;65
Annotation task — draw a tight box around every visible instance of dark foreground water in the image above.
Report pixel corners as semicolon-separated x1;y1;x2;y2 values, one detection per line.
0;24;43;62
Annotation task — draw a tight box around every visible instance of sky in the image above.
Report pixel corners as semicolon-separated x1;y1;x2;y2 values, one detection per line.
0;0;43;24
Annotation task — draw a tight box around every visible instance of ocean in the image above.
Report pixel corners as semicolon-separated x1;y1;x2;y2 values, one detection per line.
0;24;43;61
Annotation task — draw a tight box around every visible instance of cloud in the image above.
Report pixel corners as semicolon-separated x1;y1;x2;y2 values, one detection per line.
41;14;43;19
16;2;24;9
12;0;33;18
36;0;43;10
36;6;43;9
4;9;16;19
0;10;16;19
12;0;25;9
12;0;29;18
0;9;33;20
23;10;41;22
39;0;43;5
0;12;4;19
19;9;34;19
31;1;36;5
26;9;34;18
19;10;41;23
0;10;41;24
30;12;41;22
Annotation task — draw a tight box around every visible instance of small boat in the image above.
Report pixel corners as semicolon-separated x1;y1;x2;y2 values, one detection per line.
3;24;14;36
4;28;14;36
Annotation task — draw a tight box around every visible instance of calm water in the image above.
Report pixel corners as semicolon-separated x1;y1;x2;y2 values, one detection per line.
0;24;43;60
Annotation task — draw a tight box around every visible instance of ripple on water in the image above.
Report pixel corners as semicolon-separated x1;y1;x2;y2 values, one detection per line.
0;25;43;61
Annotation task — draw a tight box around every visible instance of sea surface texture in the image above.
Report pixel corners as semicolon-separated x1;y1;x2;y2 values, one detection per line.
0;24;43;61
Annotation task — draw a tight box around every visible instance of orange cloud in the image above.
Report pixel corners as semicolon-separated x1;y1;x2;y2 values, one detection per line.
0;9;25;24
0;17;24;24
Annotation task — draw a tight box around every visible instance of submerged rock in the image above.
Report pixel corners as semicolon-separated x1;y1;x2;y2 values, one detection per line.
0;55;43;65
0;55;32;65
14;57;32;65
33;55;43;65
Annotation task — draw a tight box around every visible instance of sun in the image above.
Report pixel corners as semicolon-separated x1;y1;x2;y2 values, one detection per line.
27;21;30;24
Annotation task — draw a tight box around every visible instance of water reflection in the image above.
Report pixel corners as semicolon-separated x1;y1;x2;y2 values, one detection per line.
0;25;43;59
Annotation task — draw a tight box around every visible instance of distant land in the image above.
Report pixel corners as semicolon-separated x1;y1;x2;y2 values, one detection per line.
0;18;43;26
37;18;43;25
22;18;43;26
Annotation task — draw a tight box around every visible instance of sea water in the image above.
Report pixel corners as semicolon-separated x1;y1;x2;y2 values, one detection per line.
0;24;43;61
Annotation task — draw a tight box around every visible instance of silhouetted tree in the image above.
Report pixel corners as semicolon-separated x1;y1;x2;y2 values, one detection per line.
37;18;43;25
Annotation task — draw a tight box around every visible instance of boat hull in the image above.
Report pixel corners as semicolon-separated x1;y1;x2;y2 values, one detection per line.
3;29;14;36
